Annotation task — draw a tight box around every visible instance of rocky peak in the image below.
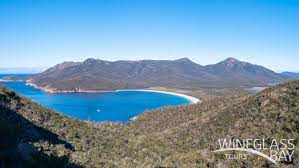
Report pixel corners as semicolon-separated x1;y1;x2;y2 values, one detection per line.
223;57;239;63
220;57;243;68
83;58;111;66
174;57;200;66
175;57;192;62
83;58;98;64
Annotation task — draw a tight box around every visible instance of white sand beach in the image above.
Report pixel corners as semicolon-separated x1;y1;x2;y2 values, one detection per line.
25;80;200;104
117;89;200;104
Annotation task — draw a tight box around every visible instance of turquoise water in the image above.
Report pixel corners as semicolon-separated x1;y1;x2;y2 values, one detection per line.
1;75;190;122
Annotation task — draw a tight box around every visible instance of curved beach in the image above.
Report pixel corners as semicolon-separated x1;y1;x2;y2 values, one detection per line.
25;81;200;104
117;89;200;104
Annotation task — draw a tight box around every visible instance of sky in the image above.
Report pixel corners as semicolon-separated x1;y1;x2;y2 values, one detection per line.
0;0;298;72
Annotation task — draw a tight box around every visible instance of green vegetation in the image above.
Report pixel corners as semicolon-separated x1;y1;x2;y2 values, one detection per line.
0;91;72;167
1;80;299;167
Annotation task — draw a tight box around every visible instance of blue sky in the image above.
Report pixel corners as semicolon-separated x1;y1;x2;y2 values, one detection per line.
0;0;298;72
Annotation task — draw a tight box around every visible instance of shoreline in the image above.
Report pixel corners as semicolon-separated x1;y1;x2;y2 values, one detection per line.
0;79;25;82
26;81;114;93
24;81;200;104
116;89;200;104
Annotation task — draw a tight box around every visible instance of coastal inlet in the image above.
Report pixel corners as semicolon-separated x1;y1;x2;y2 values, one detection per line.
1;81;199;122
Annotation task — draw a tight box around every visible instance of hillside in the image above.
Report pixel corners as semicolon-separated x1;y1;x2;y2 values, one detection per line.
28;58;287;92
0;85;76;167
1;80;299;167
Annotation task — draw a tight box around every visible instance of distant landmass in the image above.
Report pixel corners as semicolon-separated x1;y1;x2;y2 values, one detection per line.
28;57;288;92
281;71;299;78
0;67;45;74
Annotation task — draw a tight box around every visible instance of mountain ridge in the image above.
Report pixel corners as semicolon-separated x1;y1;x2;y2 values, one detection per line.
29;57;288;92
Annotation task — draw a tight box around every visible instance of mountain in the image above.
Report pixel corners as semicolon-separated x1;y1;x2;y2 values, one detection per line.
203;57;287;86
281;71;299;78
1;80;298;167
29;57;288;92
